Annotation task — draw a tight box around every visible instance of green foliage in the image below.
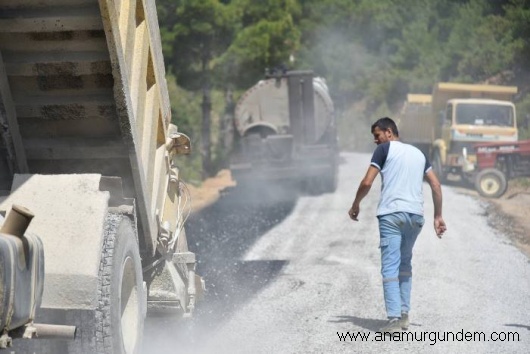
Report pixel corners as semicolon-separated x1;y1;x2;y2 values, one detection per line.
157;0;530;178
166;74;203;183
511;177;530;189
504;0;530;71
167;75;231;182
442;1;521;82
158;0;238;177
158;0;235;90
515;94;530;140
215;0;302;88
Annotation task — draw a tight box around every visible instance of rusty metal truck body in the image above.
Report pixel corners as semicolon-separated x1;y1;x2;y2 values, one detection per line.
230;70;338;194
0;0;200;353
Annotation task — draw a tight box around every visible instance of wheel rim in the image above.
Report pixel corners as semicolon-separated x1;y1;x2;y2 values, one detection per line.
121;255;139;354
479;175;500;196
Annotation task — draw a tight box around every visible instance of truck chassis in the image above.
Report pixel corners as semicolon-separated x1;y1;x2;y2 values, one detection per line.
472;139;530;198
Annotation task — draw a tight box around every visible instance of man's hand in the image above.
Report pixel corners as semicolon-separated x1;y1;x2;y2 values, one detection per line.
349;166;379;222
349;203;360;221
434;216;447;238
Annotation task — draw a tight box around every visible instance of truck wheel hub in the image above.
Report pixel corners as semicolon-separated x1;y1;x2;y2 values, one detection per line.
480;177;500;194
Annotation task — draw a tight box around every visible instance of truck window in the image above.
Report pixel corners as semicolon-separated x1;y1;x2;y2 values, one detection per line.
455;104;514;127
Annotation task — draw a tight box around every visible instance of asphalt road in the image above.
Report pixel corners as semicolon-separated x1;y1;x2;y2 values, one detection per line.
144;152;530;354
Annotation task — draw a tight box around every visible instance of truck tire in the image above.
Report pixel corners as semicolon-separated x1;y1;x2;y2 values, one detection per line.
9;215;145;354
96;214;146;354
475;168;508;198
432;151;446;183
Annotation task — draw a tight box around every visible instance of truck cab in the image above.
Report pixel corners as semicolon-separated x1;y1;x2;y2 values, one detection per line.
439;99;517;174
430;83;518;181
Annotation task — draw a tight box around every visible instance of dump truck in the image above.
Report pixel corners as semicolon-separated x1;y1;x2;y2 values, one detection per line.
0;0;202;353
430;82;518;182
230;70;338;194
397;94;433;156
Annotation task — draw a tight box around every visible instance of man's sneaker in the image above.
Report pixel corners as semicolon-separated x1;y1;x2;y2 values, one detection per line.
379;318;402;334
400;313;409;330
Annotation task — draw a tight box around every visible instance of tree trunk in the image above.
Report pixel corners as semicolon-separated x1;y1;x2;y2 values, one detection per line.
221;88;234;151
201;59;212;179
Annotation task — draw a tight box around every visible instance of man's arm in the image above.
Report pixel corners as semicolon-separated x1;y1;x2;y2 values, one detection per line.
349;165;379;221
424;169;447;238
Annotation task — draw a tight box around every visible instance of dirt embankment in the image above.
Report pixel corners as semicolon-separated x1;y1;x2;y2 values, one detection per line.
185;169;235;214
484;184;530;257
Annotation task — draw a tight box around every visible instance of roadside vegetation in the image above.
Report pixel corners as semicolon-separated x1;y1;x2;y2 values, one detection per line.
511;177;530;189
157;0;530;181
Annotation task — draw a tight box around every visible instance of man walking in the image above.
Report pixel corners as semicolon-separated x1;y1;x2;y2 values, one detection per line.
348;117;446;333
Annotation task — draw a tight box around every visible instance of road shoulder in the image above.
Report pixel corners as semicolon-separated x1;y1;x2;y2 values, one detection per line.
186;169;235;214
486;186;530;258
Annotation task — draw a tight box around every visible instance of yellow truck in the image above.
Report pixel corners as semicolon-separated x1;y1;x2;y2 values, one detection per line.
431;83;518;182
399;83;518;183
398;94;433;156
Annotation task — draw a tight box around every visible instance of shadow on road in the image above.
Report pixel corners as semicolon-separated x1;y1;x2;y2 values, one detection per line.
187;183;298;320
330;315;423;332
330;315;388;332
440;174;475;191
504;323;530;331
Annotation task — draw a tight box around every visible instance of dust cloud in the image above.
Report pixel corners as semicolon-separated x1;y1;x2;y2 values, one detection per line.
143;182;298;353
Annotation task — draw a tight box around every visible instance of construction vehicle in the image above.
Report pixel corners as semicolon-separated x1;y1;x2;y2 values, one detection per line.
398;82;518;182
397;94;433;156
0;204;77;348
230;70;338;194
473;139;530;198
431;83;518;182
0;0;202;353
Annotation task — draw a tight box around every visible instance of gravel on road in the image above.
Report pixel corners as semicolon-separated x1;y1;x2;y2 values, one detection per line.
144;152;530;354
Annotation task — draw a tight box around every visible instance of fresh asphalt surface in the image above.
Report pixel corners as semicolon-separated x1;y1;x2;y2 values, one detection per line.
144;152;530;354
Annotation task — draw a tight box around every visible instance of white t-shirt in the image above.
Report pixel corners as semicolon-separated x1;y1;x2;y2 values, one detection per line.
370;141;432;216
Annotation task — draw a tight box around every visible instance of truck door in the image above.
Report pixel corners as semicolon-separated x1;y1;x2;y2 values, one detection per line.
442;103;453;153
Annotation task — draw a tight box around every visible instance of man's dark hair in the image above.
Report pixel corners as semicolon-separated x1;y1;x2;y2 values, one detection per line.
371;117;399;137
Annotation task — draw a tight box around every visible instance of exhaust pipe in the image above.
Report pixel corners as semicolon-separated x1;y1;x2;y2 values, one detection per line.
32;324;77;340
0;204;34;237
10;323;77;343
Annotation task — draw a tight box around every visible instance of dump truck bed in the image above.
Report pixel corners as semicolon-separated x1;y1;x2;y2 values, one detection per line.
432;82;518;115
398;94;433;148
0;0;172;258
